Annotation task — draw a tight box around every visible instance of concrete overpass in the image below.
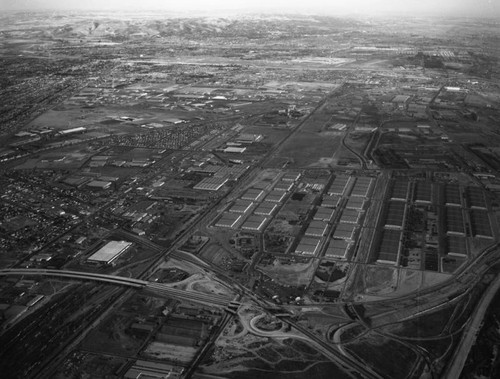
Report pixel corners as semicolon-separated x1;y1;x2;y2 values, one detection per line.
0;268;233;308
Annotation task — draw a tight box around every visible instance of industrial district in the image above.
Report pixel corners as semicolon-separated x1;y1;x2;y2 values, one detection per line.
1;10;500;379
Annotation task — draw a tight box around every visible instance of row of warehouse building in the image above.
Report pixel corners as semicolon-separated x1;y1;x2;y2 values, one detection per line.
327;175;373;198
375;180;493;267
214;172;301;232
294;181;370;259
389;179;488;209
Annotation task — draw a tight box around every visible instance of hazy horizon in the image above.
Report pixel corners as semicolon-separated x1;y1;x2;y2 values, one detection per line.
2;0;500;18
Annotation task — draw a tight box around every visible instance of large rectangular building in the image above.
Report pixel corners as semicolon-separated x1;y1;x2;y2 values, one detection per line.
88;241;132;264
376;229;402;265
466;187;487;209
470;209;493;238
328;175;351;196
241;188;264;201
264;190;287;203
294;237;322;256
325;239;350;259
384;202;406;229
345;197;365;210
445;207;465;235
414;181;432;204
444;184;461;206
351;177;373;198
321;195;341;208
339;208;361;224
215;212;241;228
305;220;329;237
333;223;357;241
390;179;410;201
254;202;278;216
314;207;335;221
228;200;253;214
194;177;228;191
241;214;267;232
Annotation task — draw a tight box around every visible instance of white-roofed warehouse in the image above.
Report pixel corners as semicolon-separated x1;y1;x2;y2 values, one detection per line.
88;241;132;265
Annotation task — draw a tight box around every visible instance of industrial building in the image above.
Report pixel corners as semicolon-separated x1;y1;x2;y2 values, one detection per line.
273;180;294;192
414;181;432;204
321;195;341;208
241;214;268;232
328;175;350;196
383;201;406;229
282;172;301;182
333;223;357;241
470;209;493;238
228;199;253;214
87;180;112;190
339;208;361;224
445;235;468;257
254;202;278;216
264;190;287;203
376;229;402;265
124;360;183;379
345;197;365;210
223;146;247;154
314;206;335;221
193;177;228;191
325;239;350;259
294;237;322;256
235;133;263;144
241;188;264;201
445;207;465;235
305;220;329;237
390;179;410;201
88;241;132;265
215;212;241;228
350;176;373;198
444;184;461;206
466;187;487;209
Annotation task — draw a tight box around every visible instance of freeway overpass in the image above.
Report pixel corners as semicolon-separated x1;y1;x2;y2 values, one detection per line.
0;268;233;308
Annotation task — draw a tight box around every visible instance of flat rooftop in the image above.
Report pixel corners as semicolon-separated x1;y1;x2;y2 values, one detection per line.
88;241;132;264
241;188;264;201
228;199;254;214
241;214;267;232
215;212;241;228
314;206;335;221
325;239;350;259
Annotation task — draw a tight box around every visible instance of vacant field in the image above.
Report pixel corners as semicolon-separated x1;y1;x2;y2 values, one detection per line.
270;131;343;168
143;341;197;363
81;314;146;355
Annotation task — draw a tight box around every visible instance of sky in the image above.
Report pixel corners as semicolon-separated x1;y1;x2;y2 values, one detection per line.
2;0;500;17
